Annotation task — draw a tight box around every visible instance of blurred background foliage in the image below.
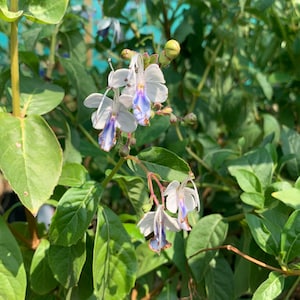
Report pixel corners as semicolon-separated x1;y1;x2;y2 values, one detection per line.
1;0;300;299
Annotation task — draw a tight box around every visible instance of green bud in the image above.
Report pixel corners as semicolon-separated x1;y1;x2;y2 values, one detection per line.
119;144;130;157
183;113;197;125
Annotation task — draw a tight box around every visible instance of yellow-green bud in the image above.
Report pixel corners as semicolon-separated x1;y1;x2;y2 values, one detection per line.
121;49;137;60
164;39;181;60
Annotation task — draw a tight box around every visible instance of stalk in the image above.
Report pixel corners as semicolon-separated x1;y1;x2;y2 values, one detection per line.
10;0;21;117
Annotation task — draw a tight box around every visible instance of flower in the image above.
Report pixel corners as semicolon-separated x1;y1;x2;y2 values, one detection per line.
84;91;137;151
123;54;168;126
164;177;200;231
97;17;122;45
137;205;180;253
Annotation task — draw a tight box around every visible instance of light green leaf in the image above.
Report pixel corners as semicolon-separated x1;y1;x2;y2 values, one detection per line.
127;147;191;181
0;8;23;22
252;272;284;300
240;192;264;209
272;188;300;210
22;0;69;24
205;257;234;300
228;147;273;191
9;76;64;116
30;239;58;295
256;72;273;100
0;113;63;215
263;114;281;144
49;181;102;246
280;210;300;263
58;162;87;187
0;216;26;300
48;235;86;288
246;214;278;256
186;214;228;283
228;168;262;194
93;206;137;299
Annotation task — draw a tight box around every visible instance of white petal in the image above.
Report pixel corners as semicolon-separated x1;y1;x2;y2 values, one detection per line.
91;108;111;129
97;18;112;31
183;188;197;211
119;93;133;108
163;211;181;232
145;64;166;83
116;109;137;132
84;93;109;108
145;82;168;103
108;69;130;88
166;194;178;213
137;212;155;236
164;181;180;196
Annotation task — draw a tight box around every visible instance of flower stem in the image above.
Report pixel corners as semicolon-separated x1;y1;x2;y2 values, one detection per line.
10;0;21;117
101;157;125;189
46;23;60;80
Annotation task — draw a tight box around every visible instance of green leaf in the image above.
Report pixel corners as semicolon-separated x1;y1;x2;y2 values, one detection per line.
205;257;234;300
240;192;264;209
16;76;64;116
135;115;170;147
245;214;278;256
228;147;273;191
93;206;137;299
280;210;300;263
21;0;69;24
58;162;87;187
252;272;284;300
186;214;228;283
228;168;262;194
136;243;169;278
48;235;86;288
0;113;63;215
0;1;23;22
0;216;26;300
255;72;273;100
113;174;150;218
272;188;300;210
103;0;126;17
281;126;300;180
127;147;191;181
49;181;102;246
263;114;280;145
30;239;58;295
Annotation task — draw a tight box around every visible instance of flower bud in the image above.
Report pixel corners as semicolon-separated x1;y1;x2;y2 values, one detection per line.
164;39;181;60
119;144;130;157
183;112;197;125
169;113;178;124
121;49;136;60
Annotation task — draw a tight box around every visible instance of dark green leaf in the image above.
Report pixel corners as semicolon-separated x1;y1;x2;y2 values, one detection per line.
103;0;126;17
30;239;58;295
127;147;191;181
48;235;86;288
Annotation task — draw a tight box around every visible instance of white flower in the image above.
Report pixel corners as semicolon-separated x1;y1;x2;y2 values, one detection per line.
84;91;137;152
137;205;180;253
123;54;168;125
164;177;200;231
97;17;122;45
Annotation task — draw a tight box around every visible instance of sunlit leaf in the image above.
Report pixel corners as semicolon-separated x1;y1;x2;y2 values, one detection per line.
49;181;102;246
272;188;300;210
0;113;63;215
252;272;284;300
0;216;26;300
93;206;137;299
186;214;228;283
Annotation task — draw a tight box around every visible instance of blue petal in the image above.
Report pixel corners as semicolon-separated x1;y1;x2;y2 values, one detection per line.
133;89;151;126
98;114;117;151
179;199;188;220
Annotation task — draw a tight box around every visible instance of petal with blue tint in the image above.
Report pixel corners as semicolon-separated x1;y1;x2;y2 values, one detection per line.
98;114;117;152
133;89;151;125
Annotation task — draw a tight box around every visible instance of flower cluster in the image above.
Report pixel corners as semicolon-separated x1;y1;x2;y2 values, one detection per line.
84;40;180;152
138;176;200;253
